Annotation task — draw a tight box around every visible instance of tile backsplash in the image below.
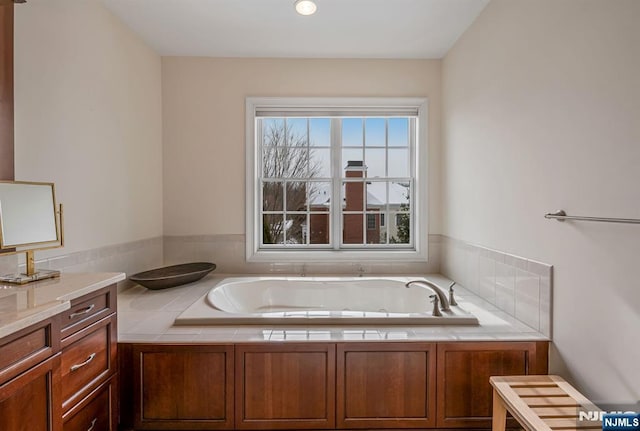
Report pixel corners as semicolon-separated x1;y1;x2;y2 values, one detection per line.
0;237;163;292
441;235;552;337
164;234;443;275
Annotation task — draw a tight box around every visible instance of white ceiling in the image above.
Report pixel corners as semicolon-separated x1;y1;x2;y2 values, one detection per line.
100;0;490;59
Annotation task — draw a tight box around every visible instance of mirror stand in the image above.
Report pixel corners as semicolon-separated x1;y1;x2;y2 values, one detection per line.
0;250;61;284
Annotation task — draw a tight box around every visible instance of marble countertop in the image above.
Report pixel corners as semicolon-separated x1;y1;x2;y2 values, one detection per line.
0;272;126;339
118;273;549;343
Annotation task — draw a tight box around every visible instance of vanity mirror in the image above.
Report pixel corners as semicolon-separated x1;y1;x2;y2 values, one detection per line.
0;181;64;284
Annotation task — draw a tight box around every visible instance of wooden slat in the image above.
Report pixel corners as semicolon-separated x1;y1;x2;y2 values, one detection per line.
494;375;556;384
515;386;566;397
512;383;559;388
525;396;579;407
532;406;580;418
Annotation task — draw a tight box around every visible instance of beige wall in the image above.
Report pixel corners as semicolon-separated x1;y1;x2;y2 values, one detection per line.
162;57;442;236
12;0;163;255
443;0;640;403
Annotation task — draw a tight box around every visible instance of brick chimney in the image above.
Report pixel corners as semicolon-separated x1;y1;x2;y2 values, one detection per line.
344;161;365;244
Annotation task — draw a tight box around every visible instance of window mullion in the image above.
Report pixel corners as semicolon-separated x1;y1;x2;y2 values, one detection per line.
331;118;341;250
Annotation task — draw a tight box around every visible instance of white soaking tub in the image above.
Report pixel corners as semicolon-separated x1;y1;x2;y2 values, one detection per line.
174;276;479;326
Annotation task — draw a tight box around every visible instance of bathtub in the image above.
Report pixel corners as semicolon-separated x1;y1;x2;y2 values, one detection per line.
175;276;479;325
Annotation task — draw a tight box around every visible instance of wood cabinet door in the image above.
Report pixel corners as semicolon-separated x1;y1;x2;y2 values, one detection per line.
0;354;62;431
436;341;548;428
336;342;437;429
235;343;336;430
132;344;234;430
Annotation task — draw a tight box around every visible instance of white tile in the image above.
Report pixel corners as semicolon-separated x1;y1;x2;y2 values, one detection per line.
515;269;540;330
233;329;272;341
156;334;201;343
478;255;496;304
164;325;203;335
341;330;381;340
199;326;239;335
464;246;479;293
539;274;552;337
495;262;516;315
196;332;238;342
527;259;552;276
118;333;160;342
504;253;528;271
127;311;181;334
378;329;413;340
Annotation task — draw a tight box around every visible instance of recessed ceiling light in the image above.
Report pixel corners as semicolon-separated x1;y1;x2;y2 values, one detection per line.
294;0;317;16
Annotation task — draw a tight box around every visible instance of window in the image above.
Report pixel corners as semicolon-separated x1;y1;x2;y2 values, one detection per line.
246;97;428;262
366;214;377;230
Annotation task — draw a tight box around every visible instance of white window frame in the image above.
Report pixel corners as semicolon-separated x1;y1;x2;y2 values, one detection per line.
246;97;429;263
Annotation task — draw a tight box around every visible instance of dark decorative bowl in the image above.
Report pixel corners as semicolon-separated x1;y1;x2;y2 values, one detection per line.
129;262;216;290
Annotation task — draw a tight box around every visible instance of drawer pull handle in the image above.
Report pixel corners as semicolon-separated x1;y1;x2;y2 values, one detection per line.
70;353;96;372
69;304;95;319
87;418;97;431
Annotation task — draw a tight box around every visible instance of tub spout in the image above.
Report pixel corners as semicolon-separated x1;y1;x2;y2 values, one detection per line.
405;280;451;312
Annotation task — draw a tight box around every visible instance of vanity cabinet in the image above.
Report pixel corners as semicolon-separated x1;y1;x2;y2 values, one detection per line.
0;283;118;431
436;341;549;428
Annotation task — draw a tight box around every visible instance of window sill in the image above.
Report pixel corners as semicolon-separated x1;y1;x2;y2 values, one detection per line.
246;248;429;263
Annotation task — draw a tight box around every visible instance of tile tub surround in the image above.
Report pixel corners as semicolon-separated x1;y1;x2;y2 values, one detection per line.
440;236;552;338
163;234;442;274
117;273;548;343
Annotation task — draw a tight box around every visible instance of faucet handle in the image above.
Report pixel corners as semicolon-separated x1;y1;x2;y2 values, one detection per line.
448;282;458;306
429;294;443;317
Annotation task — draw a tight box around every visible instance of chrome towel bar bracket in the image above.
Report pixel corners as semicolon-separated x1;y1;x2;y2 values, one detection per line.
545;210;640;224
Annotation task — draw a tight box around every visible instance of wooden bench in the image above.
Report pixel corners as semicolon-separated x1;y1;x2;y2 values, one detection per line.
490;375;602;431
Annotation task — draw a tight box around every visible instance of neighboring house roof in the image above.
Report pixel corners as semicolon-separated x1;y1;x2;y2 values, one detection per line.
309;182;409;208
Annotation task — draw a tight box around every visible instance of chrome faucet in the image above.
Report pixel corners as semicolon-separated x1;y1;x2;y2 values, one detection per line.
405;279;451;311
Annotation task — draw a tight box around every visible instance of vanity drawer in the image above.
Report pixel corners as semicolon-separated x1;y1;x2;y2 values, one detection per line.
0;316;60;385
63;375;117;431
61;315;116;412
61;284;116;339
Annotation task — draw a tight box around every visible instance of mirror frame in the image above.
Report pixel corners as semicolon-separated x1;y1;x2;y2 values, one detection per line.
0;180;60;250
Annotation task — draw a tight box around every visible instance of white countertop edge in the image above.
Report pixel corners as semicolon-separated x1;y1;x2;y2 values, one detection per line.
55;272;126;301
0;272;126;340
0;302;70;339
